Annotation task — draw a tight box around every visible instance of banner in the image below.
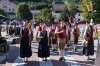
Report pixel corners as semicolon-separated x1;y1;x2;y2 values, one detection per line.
86;2;93;11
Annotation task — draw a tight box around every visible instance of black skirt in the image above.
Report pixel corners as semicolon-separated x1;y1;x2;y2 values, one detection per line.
20;36;32;58
83;38;94;56
38;39;50;58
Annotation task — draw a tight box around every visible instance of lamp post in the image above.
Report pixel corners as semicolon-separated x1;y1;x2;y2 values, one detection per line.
90;0;94;26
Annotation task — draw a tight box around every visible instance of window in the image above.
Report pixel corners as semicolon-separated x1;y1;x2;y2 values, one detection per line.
12;9;14;11
78;19;80;21
55;11;60;13
3;2;7;5
3;2;5;5
76;6;78;8
9;8;11;11
78;14;80;16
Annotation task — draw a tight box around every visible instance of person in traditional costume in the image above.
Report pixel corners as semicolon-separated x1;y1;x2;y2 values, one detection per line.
0;23;1;37
13;23;16;35
9;23;14;35
67;22;72;45
38;20;43;32
20;22;32;62
15;23;20;36
38;23;42;32
73;23;80;51
55;19;66;61
28;22;33;43
37;25;50;61
64;22;69;51
6;22;9;36
83;25;94;60
50;23;57;52
19;22;23;29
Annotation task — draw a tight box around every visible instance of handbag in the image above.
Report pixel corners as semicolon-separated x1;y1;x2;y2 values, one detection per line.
83;40;88;47
36;37;41;42
36;32;41;42
17;38;21;44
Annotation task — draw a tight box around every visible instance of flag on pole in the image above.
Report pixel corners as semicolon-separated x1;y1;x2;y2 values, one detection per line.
86;2;93;11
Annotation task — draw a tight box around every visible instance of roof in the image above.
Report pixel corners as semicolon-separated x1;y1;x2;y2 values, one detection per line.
52;4;67;11
75;4;83;13
6;12;16;15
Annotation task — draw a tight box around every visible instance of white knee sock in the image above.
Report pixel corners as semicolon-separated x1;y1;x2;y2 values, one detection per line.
54;44;56;49
52;44;56;50
62;50;65;57
52;45;54;50
59;50;62;57
75;44;77;49
73;44;77;49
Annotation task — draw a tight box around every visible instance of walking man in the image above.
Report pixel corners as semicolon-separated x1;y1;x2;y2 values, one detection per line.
55;19;66;61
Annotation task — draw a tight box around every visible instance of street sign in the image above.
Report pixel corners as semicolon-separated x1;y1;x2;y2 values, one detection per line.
92;10;97;12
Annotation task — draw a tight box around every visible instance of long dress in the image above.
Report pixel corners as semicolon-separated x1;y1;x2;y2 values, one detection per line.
20;28;32;58
83;31;94;56
38;31;50;58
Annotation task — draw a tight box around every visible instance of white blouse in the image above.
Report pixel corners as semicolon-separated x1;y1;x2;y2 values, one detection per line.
20;28;31;36
37;30;49;38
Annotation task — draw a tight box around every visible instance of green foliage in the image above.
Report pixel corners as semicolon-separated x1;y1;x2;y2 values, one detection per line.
16;2;32;20
81;0;91;21
27;2;52;10
36;8;54;22
65;0;81;4
81;0;100;24
0;8;7;19
68;2;76;17
12;0;53;3
92;0;100;24
60;7;69;21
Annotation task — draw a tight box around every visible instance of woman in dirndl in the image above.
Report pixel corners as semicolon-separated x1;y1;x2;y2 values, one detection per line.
38;25;50;61
83;25;94;60
28;22;33;44
20;22;32;62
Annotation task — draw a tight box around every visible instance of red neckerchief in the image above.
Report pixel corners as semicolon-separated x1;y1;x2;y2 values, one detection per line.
21;28;28;38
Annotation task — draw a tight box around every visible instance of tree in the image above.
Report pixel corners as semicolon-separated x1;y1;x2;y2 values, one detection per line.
0;8;7;19
81;0;100;24
36;8;54;22
60;7;69;22
16;2;32;20
68;2;76;17
81;0;91;21
27;2;52;10
92;0;100;24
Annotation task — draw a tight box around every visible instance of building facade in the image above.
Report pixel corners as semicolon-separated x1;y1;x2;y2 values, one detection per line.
52;4;84;22
0;0;17;19
30;10;40;20
52;4;67;22
74;4;84;22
